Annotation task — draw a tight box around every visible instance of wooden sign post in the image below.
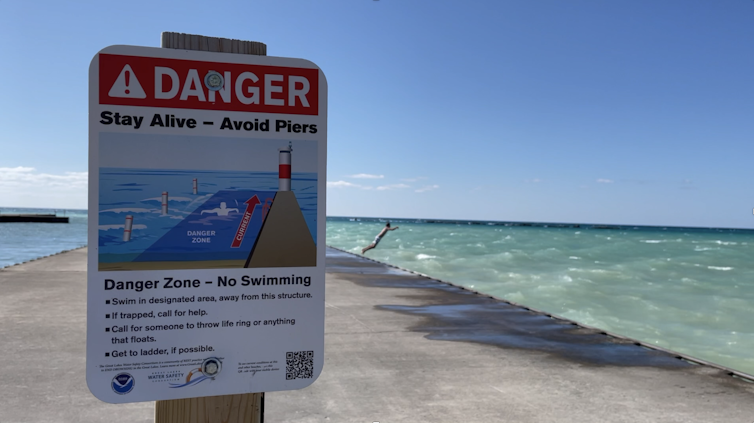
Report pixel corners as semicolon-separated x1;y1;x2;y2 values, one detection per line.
153;33;267;423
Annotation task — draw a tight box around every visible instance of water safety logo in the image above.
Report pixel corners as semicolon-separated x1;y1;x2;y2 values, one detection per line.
170;358;222;389
112;373;135;395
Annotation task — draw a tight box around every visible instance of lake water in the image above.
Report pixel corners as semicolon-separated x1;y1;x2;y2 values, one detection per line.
326;217;754;376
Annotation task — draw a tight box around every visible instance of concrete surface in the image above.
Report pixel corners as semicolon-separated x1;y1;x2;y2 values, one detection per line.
1;248;153;422
2;247;754;422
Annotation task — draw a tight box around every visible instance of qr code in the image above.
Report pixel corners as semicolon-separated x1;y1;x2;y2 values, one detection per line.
286;350;314;380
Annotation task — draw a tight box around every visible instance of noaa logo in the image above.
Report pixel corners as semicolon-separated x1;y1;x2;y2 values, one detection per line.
112;373;135;395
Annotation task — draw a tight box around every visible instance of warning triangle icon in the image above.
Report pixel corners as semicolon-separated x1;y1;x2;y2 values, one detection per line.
108;65;146;99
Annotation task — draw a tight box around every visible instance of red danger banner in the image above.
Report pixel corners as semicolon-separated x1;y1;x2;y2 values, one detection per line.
99;54;319;115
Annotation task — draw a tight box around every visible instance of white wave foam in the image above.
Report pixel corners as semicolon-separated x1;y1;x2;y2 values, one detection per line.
156;214;187;220
492;236;514;244
186;194;213;208
416;254;437;260
642;240;663;243
714;240;738;246
153;209;190;215
99;208;153;214
569;256;581;260
98;224;147;230
708;266;733;271
142;196;193;203
694;247;719;251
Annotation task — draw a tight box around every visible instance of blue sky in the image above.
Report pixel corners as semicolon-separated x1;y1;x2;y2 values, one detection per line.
1;0;752;228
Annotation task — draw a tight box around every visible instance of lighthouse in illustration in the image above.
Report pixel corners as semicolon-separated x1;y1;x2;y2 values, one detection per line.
278;146;292;191
245;143;316;268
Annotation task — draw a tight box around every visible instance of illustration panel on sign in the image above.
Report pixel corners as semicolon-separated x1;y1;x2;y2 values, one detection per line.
97;133;317;271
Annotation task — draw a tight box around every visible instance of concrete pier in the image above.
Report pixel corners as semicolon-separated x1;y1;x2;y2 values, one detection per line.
1;247;753;422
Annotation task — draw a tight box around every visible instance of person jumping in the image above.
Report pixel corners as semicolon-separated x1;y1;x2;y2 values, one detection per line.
362;222;399;254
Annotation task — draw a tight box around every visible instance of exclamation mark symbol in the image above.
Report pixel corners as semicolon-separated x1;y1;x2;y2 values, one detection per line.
124;70;130;95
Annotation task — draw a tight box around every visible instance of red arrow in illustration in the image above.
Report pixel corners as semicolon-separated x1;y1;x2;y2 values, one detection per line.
231;195;261;248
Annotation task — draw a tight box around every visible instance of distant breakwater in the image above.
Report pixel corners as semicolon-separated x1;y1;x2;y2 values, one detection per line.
327;216;754;234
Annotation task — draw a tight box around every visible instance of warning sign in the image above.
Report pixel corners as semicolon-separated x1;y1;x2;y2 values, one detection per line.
98;53;319;115
107;64;146;99
87;45;327;404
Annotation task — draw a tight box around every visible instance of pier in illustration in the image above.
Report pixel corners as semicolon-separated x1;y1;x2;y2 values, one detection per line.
246;144;316;268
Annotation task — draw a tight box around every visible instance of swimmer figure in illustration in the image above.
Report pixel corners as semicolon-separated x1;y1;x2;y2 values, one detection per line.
200;202;239;216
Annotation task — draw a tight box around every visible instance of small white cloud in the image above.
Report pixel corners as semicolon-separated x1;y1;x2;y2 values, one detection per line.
0;166;34;173
376;184;410;191
596;179;614;184
349;173;384;179
0;167;87;189
328;180;359;188
415;185;439;193
0;166;88;208
327;180;372;190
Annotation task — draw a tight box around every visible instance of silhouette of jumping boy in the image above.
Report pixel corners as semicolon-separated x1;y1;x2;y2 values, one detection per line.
362;222;399;254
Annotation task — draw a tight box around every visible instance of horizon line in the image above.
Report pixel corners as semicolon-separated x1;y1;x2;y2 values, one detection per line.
1;207;751;232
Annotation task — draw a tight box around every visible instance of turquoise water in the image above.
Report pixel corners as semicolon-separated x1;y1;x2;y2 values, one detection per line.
0;208;88;268
326;218;754;376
